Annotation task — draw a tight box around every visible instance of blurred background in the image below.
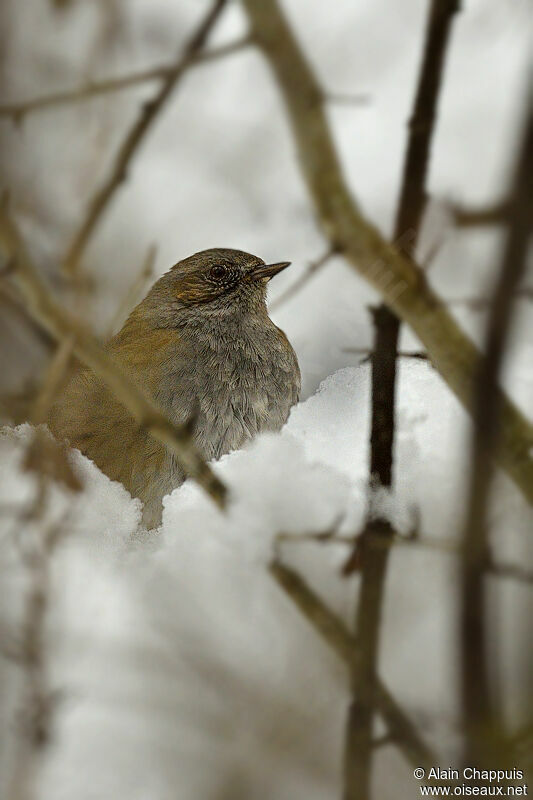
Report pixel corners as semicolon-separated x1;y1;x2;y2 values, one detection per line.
0;1;531;799
1;0;531;400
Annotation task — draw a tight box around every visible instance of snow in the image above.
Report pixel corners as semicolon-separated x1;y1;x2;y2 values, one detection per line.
1;358;531;799
0;424;142;550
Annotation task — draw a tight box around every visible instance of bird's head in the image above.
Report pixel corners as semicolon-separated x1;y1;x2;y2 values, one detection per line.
145;248;291;323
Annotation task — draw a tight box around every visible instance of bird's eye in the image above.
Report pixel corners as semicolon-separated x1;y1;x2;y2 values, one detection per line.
209;265;227;280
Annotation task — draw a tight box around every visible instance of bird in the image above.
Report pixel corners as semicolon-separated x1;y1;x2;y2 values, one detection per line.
49;248;301;527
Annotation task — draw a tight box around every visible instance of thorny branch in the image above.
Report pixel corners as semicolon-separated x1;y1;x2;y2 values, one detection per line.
62;0;230;278
460;102;533;770
0;208;227;508
240;0;533;505
0;38;252;122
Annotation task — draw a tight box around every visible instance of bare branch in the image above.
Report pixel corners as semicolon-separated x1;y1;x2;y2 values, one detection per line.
460;103;533;769
62;0;230;278
324;91;370;107
341;2;460;795
447;287;533;310
0;37;252;122
277;530;460;552
269;559;436;771
240;0;533;504
343;347;430;364
269;246;336;311
278;531;533;585
342;514;393;791
371;0;460;489
452;199;512;228
30;335;76;425
0;208;227;508
23;336;82;493
6;515;64;800
0;277;55;351
106;243;157;336
486;560;533;586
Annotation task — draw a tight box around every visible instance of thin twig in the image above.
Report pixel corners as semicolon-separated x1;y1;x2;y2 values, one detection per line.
278;529;460;553
486;561;533;586
447;287;533;310
277;531;533;585
269;559;436;771
269;247;337;311
324;91;370;107
343;347;429;364
23;335;82;493
0;37;252;122
452;199;511;228
0;208;227;508
460;103;533;770
0;278;55;351
371;733;395;749
420;232;446;272
106;243;157;336
342;515;394;795
30;335;76;425
239;0;533;504
62;0;230;277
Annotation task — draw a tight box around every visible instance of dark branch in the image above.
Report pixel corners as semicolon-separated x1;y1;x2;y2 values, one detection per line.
343;4;460;798
370;0;460;488
461;102;533;769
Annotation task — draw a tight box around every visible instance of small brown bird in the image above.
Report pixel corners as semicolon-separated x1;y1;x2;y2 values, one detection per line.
49;248;301;526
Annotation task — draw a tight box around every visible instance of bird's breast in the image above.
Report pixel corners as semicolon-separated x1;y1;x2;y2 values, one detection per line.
158;316;300;461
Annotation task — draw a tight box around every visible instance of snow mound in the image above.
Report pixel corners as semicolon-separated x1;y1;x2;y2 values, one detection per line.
0;361;530;800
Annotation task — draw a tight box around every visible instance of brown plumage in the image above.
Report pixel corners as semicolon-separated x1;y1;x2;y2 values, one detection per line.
49;248;301;527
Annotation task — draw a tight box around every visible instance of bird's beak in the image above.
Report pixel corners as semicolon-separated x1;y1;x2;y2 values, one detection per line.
250;261;291;281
